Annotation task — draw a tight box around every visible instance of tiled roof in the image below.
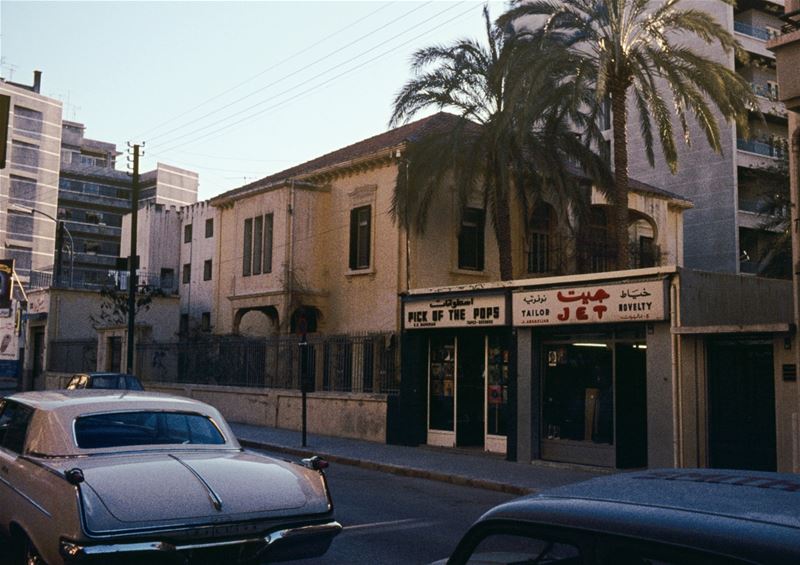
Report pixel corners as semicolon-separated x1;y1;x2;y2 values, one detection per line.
213;112;465;201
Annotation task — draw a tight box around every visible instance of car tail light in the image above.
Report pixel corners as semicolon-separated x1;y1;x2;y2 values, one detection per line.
301;456;329;471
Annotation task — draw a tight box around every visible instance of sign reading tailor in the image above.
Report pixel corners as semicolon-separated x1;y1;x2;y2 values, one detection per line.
405;295;507;329
513;280;667;326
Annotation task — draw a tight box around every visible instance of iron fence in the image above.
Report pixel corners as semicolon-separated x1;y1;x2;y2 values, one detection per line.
136;332;399;394
48;339;98;373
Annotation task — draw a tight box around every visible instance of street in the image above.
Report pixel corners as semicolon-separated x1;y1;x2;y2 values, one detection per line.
279;453;516;565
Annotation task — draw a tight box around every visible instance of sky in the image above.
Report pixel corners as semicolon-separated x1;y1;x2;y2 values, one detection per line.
1;0;505;200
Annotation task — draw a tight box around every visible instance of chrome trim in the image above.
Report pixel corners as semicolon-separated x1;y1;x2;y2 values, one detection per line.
61;520;342;558
0;474;52;518
168;454;223;511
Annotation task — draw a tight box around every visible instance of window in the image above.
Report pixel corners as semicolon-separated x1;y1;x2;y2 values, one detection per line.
349;205;372;270
263;213;273;273
203;259;212;281
13;106;43;138
0;400;34;454
527;206;552;274
205;218;214;238
458;208;485;271
160;268;175;290
74;411;225;449
243;218;253;276
180;314;189;336
243;214;273;276
253;215;263;275
9;175;37;202
201;312;211;332
184;224;192;243
10;140;39;172
182;263;191;284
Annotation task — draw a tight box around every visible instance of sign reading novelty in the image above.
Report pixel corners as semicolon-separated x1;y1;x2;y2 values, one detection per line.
405;295;507;329
513;280;667;326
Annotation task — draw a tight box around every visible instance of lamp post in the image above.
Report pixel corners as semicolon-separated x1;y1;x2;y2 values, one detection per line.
8;203;74;287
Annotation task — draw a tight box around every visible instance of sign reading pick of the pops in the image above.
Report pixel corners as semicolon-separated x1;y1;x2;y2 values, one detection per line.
405;295;507;329
512;280;667;326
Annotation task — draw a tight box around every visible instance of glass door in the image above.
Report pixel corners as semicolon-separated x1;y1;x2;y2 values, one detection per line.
428;335;455;447
485;335;509;453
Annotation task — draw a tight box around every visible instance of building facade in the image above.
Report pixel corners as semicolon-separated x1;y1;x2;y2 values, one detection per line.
622;0;790;277
0;71;63;282
56;122;199;289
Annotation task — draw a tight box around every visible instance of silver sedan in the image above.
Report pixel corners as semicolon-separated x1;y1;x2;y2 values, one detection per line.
0;390;341;564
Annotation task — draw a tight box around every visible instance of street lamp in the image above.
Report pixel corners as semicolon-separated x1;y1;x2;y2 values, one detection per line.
7;203;74;287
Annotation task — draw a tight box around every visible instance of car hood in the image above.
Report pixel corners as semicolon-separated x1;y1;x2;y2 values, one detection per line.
50;450;330;532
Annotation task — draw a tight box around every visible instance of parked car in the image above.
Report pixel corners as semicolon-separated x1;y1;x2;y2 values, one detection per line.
0;390;341;564
437;469;800;565
65;372;144;391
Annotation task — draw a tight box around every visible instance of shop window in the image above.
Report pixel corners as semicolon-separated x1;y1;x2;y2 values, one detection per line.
458;208;485;271
349;205;372;270
429;336;455;432
486;336;509;437
543;343;613;445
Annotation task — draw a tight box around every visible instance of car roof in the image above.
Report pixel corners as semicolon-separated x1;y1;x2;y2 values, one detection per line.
5;391;237;456
478;469;800;561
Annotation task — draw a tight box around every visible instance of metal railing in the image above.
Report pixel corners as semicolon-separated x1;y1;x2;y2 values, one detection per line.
737;138;787;159
734;21;772;41
28;269;178;294
136;332;400;394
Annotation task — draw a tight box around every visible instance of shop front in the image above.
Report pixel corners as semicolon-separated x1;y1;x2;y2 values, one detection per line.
403;293;512;454
513;279;667;468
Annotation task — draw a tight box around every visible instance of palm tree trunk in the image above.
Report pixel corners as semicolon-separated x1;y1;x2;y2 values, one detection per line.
495;193;514;280
611;83;631;270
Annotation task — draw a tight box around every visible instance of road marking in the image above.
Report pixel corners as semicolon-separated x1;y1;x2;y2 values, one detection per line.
343;518;438;534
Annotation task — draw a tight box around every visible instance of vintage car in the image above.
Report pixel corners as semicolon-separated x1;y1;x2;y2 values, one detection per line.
437;469;800;565
65;372;145;391
0;391;341;564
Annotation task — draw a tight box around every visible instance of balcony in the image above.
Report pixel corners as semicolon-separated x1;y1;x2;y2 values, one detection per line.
29;269;179;295
737;138;787;158
735;21;779;57
735;21;774;41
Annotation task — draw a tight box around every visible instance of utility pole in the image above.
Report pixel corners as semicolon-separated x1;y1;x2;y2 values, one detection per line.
126;143;141;374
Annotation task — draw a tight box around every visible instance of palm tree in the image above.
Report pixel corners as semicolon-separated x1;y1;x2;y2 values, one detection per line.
499;0;756;269
390;7;610;281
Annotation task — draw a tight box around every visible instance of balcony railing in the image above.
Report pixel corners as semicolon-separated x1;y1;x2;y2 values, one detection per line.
737;138;787;158
29;268;178;294
734;20;772;41
750;82;780;100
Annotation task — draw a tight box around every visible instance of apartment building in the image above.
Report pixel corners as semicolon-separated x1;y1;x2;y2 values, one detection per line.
0;71;63;282
624;0;790;277
57;121;199;289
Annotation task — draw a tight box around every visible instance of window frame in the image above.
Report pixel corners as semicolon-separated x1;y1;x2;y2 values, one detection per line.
205;218;214;238
184;224;192;244
349;205;372;271
203;259;212;281
457;207;485;271
182;263;191;284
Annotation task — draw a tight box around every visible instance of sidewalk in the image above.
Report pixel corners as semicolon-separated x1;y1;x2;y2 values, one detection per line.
231;423;610;496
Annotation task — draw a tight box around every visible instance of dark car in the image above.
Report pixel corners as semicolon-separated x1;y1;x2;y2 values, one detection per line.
438;469;800;565
66;372;144;391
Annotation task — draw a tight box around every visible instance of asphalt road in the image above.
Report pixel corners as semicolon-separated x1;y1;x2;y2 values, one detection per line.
283;453;516;565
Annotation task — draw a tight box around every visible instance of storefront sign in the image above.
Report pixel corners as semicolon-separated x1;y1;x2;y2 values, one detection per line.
405;295;507;329
512;280;667;326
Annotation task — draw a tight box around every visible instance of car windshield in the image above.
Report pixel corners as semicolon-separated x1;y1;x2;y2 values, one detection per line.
90;375;124;389
74;411;226;449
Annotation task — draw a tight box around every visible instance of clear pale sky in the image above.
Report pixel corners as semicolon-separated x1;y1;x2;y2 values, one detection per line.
1;1;504;200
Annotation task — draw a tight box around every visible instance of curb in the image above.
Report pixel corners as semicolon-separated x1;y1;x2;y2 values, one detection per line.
238;438;535;496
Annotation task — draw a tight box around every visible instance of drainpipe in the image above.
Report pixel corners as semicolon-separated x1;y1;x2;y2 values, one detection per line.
287;180;295;329
670;278;683;468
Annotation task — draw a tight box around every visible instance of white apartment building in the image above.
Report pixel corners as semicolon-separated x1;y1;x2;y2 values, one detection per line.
0;71;63;281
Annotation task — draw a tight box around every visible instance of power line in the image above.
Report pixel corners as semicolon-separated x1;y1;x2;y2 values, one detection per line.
144;2;433;146
131;1;399;141
149;1;477;155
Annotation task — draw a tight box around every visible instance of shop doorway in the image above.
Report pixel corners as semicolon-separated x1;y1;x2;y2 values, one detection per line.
707;338;776;471
456;333;484;447
615;343;647;468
